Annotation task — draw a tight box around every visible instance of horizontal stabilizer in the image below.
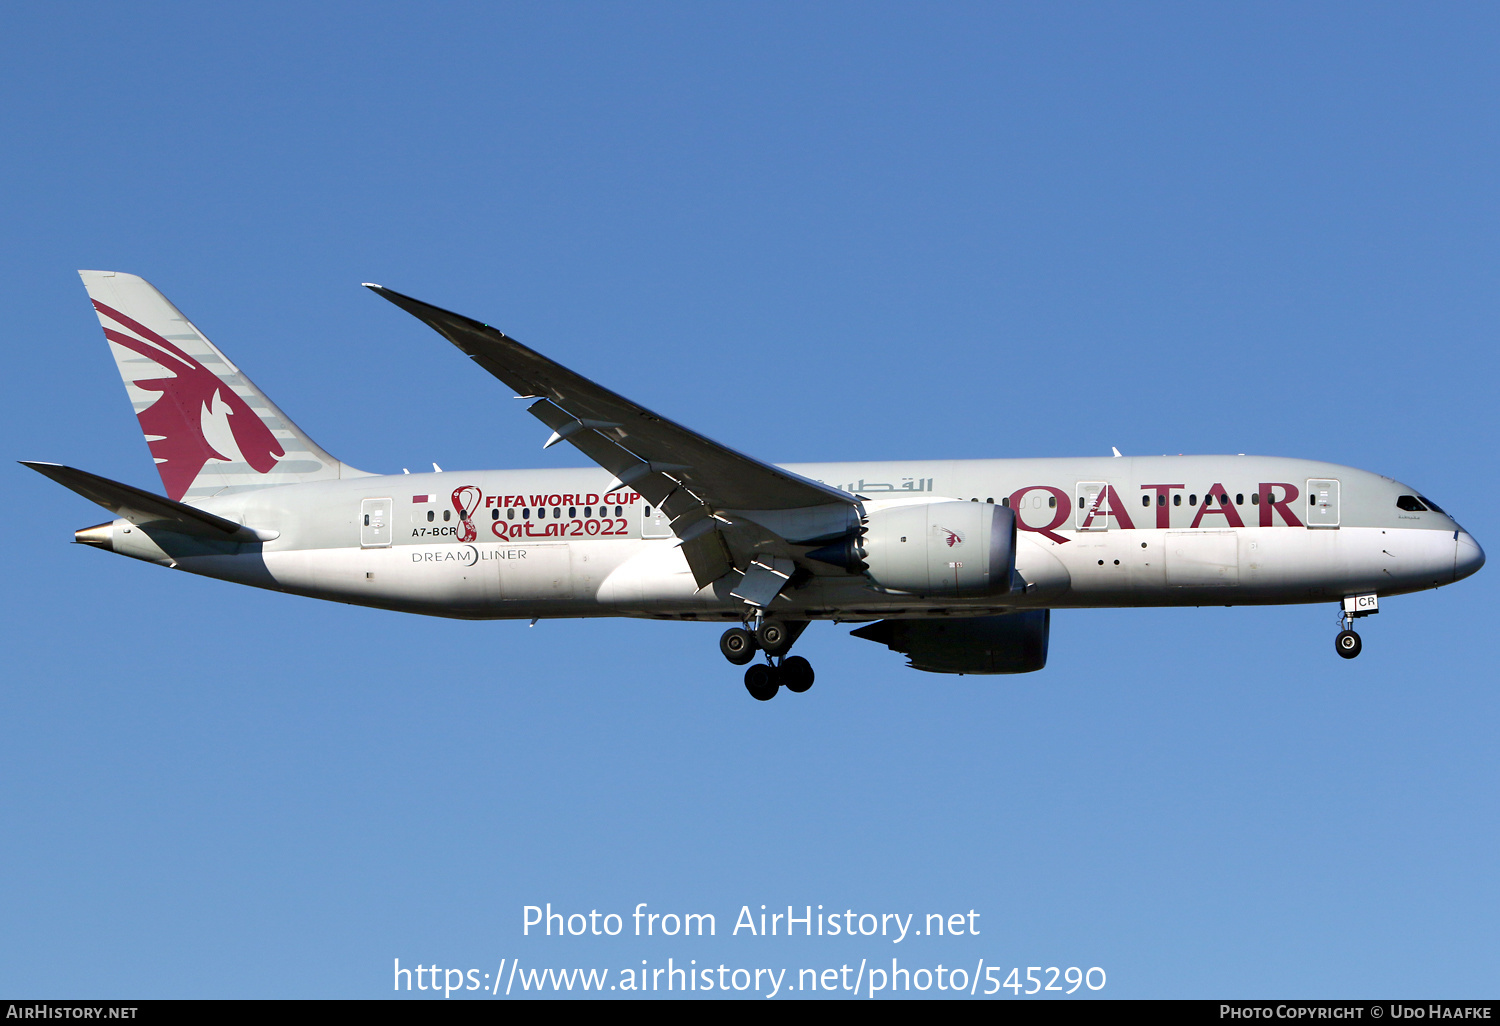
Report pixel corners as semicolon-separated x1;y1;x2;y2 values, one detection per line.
20;462;277;542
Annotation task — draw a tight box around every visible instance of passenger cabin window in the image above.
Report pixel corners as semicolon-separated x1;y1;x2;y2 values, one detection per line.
1078;496;1086;509
443;510;451;521
1235;493;1244;505
1219;493;1229;504
615;505;623;516
569;507;577;518
1396;495;1428;512
1189;494;1197;506
1251;493;1260;505
426;510;434;522
1141;495;1150;507
1173;494;1181;506
508;509;516;520
491;509;499;520
1048;496;1056;509
1001;497;1010;507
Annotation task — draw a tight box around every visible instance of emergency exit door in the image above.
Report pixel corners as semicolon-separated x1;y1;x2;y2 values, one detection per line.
641;502;672;539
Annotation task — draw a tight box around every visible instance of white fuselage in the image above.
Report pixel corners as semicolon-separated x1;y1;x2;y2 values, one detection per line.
90;454;1483;624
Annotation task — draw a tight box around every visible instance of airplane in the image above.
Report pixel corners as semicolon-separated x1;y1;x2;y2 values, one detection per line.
24;271;1485;701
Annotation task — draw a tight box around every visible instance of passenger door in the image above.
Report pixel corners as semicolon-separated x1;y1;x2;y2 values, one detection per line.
1305;478;1340;528
360;498;392;548
1076;481;1110;531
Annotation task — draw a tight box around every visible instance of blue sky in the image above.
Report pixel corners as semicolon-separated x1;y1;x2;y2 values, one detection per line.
2;2;1496;998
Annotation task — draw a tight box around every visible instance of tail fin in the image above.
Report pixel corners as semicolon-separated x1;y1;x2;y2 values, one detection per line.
79;271;367;502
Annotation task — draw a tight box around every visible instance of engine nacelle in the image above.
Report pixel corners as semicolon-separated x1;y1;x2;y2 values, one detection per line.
850;610;1050;674
859;500;1015;597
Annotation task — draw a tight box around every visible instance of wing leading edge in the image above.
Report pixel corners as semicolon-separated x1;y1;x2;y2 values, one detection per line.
365;285;861;596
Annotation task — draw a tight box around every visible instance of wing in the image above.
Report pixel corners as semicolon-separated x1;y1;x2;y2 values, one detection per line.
365;285;861;596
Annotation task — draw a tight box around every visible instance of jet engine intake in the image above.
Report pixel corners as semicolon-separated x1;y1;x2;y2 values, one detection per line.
855;500;1015;597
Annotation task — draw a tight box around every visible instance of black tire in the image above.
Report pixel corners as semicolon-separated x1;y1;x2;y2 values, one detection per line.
744;663;779;701
781;656;815;694
757;619;791;657
720;627;757;665
1335;629;1362;659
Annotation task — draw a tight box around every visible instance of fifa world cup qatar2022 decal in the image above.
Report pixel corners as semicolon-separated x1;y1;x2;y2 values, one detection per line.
411;487;645;541
451;485;482;542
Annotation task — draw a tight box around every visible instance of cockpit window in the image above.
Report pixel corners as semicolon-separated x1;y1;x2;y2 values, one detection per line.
1417;495;1446;515
1396;495;1428;512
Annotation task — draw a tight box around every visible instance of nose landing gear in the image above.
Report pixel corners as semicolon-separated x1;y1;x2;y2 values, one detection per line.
1334;594;1378;659
721;619;813;700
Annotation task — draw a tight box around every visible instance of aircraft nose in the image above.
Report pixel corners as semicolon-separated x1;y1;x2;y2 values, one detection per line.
1455;531;1485;582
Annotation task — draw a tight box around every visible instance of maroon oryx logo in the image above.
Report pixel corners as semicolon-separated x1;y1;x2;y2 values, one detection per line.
93;299;284;501
942;528;962;547
452;486;482;542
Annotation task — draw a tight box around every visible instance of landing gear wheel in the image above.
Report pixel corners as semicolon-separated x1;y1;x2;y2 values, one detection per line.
757;619;792;657
720;627;757;665
744;663;780;701
1336;629;1362;659
781;656;815;694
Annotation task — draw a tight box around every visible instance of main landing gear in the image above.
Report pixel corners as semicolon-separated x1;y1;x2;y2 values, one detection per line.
720;618;813;700
1334;594;1378;660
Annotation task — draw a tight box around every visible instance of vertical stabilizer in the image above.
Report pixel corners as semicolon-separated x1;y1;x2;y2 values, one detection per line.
79;270;366;502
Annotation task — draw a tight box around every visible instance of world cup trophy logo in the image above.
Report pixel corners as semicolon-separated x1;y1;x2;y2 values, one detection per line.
452;485;482;543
